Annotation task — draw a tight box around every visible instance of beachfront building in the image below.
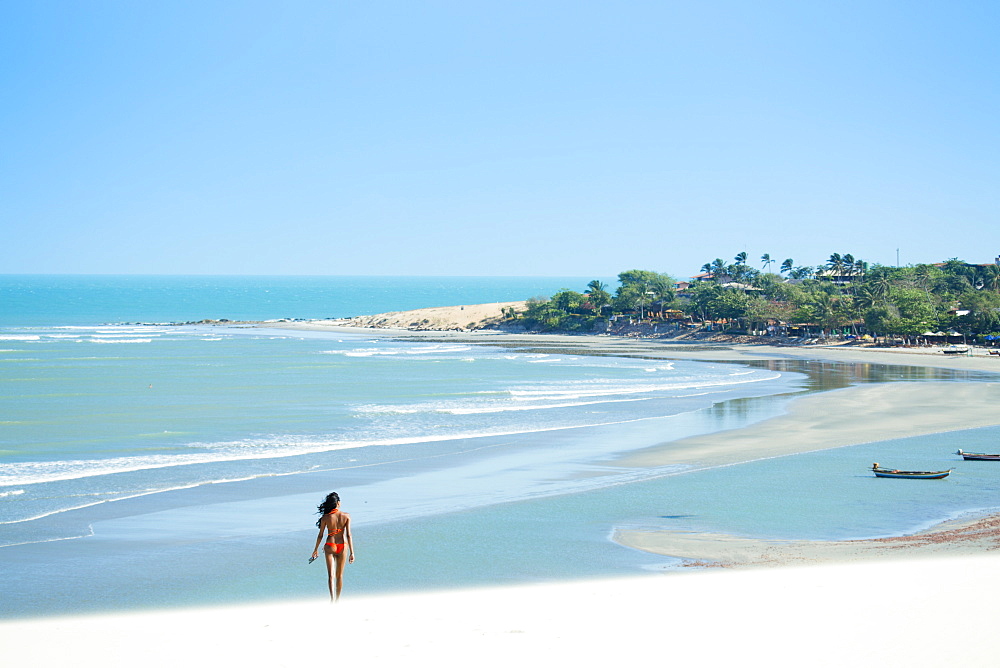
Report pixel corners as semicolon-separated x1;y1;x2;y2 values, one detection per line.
717;281;763;294
814;267;864;285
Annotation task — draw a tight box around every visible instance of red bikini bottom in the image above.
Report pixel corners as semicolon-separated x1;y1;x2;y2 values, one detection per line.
325;542;345;555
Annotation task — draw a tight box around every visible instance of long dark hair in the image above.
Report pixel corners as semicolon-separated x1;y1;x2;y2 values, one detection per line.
316;491;340;527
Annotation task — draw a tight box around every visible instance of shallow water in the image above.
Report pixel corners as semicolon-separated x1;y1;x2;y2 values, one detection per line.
0;325;795;537
1;321;804;616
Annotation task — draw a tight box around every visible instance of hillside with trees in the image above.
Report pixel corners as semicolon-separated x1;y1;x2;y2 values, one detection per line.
503;254;1000;345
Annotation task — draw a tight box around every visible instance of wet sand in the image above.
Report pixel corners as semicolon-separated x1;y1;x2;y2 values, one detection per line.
618;512;1000;570
615;381;1000;469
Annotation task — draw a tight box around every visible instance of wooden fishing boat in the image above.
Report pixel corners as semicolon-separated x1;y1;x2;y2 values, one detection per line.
941;346;969;354
871;463;951;479
956;449;1000;461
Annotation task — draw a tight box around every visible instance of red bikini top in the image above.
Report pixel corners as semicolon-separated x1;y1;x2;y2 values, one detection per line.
328;508;344;535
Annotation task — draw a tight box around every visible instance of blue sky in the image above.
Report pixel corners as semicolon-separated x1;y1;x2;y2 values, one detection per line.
2;1;998;278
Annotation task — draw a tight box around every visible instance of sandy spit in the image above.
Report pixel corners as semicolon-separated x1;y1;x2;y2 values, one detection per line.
292;301;527;332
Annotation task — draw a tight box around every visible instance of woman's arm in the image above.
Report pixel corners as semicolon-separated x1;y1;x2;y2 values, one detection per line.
311;520;326;559
345;516;355;563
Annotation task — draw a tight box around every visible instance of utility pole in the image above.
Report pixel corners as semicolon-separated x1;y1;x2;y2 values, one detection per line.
896;248;900;267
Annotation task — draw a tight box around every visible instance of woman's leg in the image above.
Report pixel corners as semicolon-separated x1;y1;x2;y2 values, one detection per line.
333;551;347;601
324;547;336;602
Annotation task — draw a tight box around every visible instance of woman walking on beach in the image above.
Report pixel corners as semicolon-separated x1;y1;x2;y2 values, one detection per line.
311;491;354;602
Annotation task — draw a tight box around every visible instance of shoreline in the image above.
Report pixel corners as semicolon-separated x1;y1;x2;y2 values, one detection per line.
272;318;1000;373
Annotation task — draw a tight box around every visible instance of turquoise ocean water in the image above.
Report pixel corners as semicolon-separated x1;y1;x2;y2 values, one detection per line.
2;275;998;618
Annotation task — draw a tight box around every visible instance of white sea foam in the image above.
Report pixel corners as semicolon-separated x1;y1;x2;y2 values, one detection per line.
332;344;473;357
507;372;780;401
0;335;40;341
0;489;25;498
409;345;472;354
0;407;693;488
87;338;154;344
47;326;165;332
88;329;162;336
353;369;778;416
436;397;654;414
0;481;240;526
0;453;272;487
89;333;159;339
354;405;424;414
645;364;676;372
352;397;657;416
0;528;95;546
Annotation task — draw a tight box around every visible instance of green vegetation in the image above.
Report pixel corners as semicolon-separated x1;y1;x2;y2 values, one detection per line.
505;254;1000;343
513;271;677;332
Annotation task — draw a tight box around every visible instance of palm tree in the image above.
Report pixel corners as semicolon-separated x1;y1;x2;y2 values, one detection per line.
789;265;814;280
710;258;727;283
854;284;879;311
727;253;748;284
780;259;794;276
842;254;855;277
810;292;844;337
982;264;1000;292
865;274;892;310
585;280;611;313
826;253;844;281
853;259;868;281
913;264;936;307
840;254;858;294
648;276;676;317
761;253;772;273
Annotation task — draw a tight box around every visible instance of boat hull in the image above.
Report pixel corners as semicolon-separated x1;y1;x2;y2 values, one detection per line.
957;450;1000;461
872;468;951;479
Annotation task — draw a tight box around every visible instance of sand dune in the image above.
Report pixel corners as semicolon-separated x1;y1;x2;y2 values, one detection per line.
301;301;527;331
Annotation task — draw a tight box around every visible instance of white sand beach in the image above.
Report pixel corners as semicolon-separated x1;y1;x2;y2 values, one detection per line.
3;555;997;667
304;300;527;331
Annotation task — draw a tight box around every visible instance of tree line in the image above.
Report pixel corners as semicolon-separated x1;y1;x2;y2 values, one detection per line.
505;254;1000;342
